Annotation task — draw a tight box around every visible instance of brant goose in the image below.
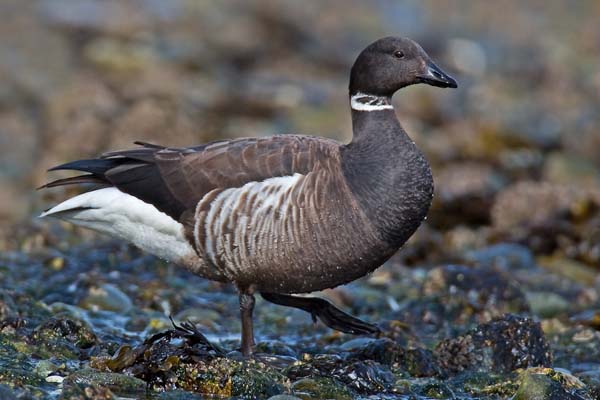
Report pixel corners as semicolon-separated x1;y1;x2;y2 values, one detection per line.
40;37;457;356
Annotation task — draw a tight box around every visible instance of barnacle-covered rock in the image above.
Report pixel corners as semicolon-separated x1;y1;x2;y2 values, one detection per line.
435;314;552;374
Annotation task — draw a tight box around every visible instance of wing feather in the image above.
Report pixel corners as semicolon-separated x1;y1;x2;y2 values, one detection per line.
43;135;341;227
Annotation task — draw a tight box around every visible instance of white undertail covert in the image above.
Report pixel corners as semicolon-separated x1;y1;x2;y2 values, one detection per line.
40;187;195;264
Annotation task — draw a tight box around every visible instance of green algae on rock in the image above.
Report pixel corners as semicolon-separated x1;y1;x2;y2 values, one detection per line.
291;377;353;400
514;368;587;400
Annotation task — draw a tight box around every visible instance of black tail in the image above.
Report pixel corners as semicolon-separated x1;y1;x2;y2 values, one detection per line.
37;174;108;189
48;158;125;174
41;143;186;220
39;158;125;190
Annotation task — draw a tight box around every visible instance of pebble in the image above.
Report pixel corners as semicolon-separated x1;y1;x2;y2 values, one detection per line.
525;291;570;318
79;283;133;312
464;243;536;270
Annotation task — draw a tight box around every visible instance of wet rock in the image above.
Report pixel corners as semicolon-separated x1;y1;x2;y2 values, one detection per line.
64;369;146;398
59;383;115;400
333;360;393;394
578;368;600;399
268;395;303;400
284;354;343;382
338;337;378;352
515;373;568;400
349;335;437;377
415;381;455;399
0;385;16;400
80;283;133;312
285;353;393;395
173;358;286;398
254;353;298;370
552;328;600;367
0;290;20;322
435;314;552;374
33;359;61;378
255;340;298;358
32;318;98;349
514;368;586;400
95;320;287;396
173;308;221;330
0;359;46;390
349;338;402;366
537;257;598;286
284;354;393;394
0;289;52;334
570;310;600;330
450;371;519;398
154;390;207;399
525;291;570;318
463;243;536;271
421;264;529;324
232;365;287;398
291;377;352;400
92;345;144;372
400;348;441;378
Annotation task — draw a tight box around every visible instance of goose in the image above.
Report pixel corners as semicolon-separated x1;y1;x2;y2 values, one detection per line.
40;36;457;356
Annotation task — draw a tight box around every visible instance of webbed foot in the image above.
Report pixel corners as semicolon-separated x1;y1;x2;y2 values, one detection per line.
260;292;380;335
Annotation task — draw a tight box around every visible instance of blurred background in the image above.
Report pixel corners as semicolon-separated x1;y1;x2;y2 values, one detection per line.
1;2;600;397
1;0;599;262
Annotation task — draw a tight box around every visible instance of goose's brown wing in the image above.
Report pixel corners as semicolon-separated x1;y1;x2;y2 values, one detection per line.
43;135;341;222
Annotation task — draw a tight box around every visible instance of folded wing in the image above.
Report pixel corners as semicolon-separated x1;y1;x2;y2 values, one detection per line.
42;135;340;227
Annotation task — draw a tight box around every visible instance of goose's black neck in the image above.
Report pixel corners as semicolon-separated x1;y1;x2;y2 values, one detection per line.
341;95;434;246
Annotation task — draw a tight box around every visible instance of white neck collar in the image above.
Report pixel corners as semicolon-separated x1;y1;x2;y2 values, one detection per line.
350;92;394;112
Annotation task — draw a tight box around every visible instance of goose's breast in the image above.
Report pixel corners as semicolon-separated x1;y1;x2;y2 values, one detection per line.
193;168;390;293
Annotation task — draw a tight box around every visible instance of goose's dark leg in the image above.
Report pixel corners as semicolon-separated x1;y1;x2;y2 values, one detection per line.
239;287;256;356
260;292;380;335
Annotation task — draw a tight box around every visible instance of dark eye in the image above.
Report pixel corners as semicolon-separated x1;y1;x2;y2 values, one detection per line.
394;50;405;59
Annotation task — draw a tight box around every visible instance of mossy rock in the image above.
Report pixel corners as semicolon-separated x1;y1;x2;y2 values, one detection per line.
173;358;287;398
231;365;287;397
32;317;97;349
59;382;116;400
0;364;46;388
452;371;519;398
64;369;148;398
416;382;455;399
514;373;576;400
291;377;353;400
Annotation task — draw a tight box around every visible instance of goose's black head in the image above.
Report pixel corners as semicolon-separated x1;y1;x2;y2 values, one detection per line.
349;36;457;96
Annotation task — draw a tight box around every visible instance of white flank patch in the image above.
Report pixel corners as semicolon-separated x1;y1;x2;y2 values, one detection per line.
350;92;394;112
202;174;303;276
40;187;194;263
